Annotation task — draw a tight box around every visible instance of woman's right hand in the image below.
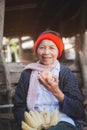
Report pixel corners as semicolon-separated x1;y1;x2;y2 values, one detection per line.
38;73;64;102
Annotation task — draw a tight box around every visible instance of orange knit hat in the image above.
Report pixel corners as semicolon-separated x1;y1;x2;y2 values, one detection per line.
34;31;64;58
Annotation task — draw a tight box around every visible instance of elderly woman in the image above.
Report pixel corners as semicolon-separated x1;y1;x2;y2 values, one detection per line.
13;30;84;130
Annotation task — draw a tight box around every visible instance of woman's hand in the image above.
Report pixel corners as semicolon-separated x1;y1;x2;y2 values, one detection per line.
38;74;64;102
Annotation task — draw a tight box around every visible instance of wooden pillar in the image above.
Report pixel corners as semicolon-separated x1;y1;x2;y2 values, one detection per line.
79;1;87;122
79;32;87;90
80;1;87;34
19;37;23;62
0;0;5;49
79;31;87;121
0;0;12;104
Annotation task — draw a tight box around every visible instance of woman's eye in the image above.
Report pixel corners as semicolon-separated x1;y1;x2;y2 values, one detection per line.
39;46;44;49
50;47;55;50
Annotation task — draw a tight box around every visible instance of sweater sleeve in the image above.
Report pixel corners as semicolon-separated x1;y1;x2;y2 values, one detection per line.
13;70;31;130
59;65;84;120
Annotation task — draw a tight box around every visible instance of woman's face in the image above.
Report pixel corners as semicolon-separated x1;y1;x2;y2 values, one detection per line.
37;40;59;65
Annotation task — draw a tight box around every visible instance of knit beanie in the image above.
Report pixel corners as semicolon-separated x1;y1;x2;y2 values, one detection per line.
34;30;64;58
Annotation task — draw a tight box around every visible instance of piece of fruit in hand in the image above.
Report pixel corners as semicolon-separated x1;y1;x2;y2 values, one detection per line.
42;71;53;80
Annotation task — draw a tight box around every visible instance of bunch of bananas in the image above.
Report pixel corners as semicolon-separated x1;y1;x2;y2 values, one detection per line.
21;108;59;130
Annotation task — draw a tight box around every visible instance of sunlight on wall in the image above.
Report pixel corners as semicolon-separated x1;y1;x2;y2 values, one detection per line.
62;36;76;60
22;40;34;49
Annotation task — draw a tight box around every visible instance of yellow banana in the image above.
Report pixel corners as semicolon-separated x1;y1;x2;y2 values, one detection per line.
34;110;43;125
29;110;42;126
41;109;50;125
23;109;59;130
50;109;59;126
24;111;39;128
40;111;46;124
21;121;37;130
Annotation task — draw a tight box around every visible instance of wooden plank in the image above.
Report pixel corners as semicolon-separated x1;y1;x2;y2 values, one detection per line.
7;63;25;84
0;119;12;130
10;72;21;84
0;113;14;119
0;88;7;93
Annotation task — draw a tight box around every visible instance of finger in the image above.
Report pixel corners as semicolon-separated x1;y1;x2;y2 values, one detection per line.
38;76;52;91
38;75;48;86
38;75;45;83
46;78;53;85
52;75;58;82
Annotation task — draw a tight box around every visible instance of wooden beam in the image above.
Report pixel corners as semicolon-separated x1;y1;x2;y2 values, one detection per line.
0;113;14;119
6;3;37;11
0;0;5;50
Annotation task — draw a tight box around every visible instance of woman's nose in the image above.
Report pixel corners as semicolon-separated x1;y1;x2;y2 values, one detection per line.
44;48;50;54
